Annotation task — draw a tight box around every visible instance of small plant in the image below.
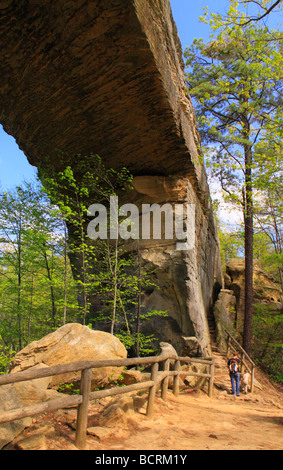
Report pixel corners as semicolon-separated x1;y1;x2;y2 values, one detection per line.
0;338;15;374
57;382;80;395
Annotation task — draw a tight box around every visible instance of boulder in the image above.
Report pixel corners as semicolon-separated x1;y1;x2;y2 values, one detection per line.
159;342;178;359
100;396;136;426
213;289;237;351
180;336;202;357
0;384;32;450
15;433;47;451
10;323;127;390
14;363;51;406
118;369;143;386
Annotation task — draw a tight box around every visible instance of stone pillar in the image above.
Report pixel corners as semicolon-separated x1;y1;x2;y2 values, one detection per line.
119;174;223;356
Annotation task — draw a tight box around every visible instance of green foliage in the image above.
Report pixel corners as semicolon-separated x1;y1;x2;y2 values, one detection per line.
0;153;168;365
40;153;167;356
0;336;15;374
57;382;80;395
185;0;283;355
40;153;133;326
185;17;282;200
217;223;244;268
213;1;283;27
116;309;168;357
0;181;79;352
252;304;283;383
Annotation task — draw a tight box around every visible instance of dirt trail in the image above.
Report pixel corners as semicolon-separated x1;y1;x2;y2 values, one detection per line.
84;385;283;451
5;376;282;451
4;343;283;451
114;391;282;451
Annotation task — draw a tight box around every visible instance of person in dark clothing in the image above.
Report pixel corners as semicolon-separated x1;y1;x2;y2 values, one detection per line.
227;352;241;396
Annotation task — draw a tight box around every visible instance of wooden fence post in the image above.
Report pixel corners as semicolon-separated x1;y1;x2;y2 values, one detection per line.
227;335;231;358
251;365;255;394
161;358;170;401
173;360;180;397
75;367;92;450
240;352;244;373
146;362;159;418
208;359;215;397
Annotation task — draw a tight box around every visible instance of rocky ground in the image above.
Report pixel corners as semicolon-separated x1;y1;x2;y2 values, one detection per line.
3;323;282;452
3;364;282;452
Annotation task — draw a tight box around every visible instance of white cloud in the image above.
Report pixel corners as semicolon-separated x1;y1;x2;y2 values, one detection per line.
209;180;243;228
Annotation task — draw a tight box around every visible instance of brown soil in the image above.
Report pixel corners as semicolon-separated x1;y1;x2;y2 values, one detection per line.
4;373;283;451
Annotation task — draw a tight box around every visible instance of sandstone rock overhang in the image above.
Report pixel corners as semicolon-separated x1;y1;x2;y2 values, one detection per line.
0;0;207;198
0;0;223;353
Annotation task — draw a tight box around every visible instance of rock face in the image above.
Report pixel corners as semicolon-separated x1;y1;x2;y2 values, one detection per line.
225;258;282;326
1;324;127;449
0;0;199;178
0;0;223;354
123;175;222;355
0;384;32;450
212;289;237;351
10;324;127;390
212;258;283;348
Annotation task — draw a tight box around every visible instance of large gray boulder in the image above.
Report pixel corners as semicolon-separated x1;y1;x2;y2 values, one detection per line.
10;323;127;390
0;324;127;449
0;384;32;450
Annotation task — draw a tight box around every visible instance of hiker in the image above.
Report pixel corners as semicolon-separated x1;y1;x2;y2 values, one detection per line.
241;369;251;394
227;352;241;396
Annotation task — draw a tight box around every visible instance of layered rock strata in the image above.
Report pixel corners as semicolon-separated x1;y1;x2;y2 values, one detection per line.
0;0;223;354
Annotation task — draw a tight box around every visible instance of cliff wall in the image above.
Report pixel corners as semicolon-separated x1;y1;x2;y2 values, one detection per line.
0;0;223;354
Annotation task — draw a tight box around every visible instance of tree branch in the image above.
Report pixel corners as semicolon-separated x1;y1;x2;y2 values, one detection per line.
241;0;282;25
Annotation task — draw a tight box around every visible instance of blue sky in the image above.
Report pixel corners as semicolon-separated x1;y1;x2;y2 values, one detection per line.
0;0;281;189
0;0;225;190
170;0;230;48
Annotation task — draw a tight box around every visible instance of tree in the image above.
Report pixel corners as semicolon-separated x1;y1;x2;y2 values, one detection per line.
252;303;283;383
242;0;283;24
0;183;44;349
184;8;283;354
0;182;78;351
40;153;168;355
40;153;134;328
215;0;283;26
253;108;283;290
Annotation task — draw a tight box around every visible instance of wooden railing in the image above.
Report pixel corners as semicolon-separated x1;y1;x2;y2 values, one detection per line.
225;328;256;393
0;348;215;450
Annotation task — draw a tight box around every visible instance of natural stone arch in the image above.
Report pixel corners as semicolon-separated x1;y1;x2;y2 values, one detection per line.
0;0;223;355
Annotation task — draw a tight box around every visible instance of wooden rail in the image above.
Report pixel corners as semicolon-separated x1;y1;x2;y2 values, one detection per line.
225;329;256;393
0;348;215;450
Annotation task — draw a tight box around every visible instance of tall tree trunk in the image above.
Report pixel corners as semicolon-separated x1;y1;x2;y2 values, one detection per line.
17;218;22;351
44;248;57;328
27;271;34;344
63;222;68;325
136;240;142;358
243;145;254;355
110;237;118;335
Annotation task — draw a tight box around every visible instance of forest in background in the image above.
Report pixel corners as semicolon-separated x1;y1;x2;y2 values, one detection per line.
0;0;282;383
184;0;283;381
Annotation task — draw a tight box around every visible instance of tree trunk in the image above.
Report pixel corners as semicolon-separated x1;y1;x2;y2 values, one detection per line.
44;248;57;328
17;222;22;351
110;239;118;335
63;223;68;325
243;145;254;356
136;240;142;358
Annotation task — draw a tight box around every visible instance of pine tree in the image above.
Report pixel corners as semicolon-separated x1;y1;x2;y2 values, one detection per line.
185;7;283;354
